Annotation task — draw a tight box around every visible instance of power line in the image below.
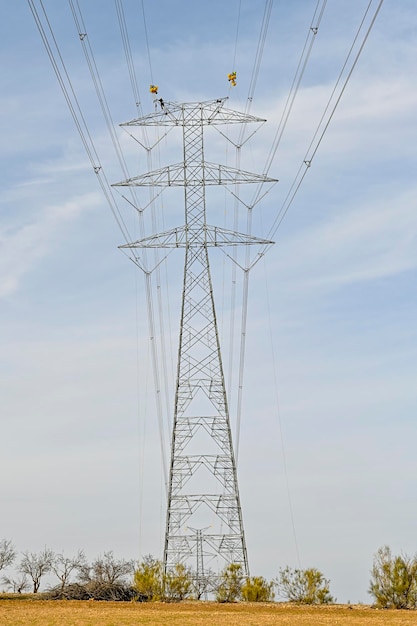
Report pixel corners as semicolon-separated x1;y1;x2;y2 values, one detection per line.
263;255;302;568
114;0;143;117
244;0;273;118
230;1;274;462
232;0;241;74
27;0;132;246
250;0;328;209
262;0;385;248
27;1;172;494
141;0;154;84
68;0;143;215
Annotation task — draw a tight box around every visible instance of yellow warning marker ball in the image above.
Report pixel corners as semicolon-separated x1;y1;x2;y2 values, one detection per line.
149;84;158;95
227;71;237;86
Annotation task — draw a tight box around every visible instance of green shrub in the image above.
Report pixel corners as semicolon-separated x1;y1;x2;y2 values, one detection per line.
369;546;417;609
241;575;274;602
164;563;193;601
133;555;164;601
216;563;244;602
275;566;334;604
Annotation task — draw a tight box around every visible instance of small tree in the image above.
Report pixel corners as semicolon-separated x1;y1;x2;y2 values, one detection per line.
72;551;135;600
241;575;275;602
275;566;334;604
2;574;30;594
191;567;216;600
19;548;54;593
164;563;193;601
0;539;16;572
133;555;164;601
51;550;87;591
216;563;243;603
369;546;417;609
85;551;134;586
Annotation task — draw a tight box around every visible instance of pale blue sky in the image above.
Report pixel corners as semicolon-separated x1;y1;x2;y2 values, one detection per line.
1;0;417;603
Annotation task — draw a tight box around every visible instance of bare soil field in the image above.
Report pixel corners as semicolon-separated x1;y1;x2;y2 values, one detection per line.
1;599;417;626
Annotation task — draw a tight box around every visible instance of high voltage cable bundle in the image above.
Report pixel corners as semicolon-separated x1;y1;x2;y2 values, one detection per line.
26;0;386;255
27;0;385;578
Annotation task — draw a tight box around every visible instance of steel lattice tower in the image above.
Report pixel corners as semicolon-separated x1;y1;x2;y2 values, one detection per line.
114;98;275;581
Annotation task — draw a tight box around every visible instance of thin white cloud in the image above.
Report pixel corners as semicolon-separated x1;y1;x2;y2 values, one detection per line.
0;192;101;297
272;184;417;295
1;0;416;604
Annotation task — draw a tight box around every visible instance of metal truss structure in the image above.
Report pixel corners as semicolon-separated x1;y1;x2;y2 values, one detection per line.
114;98;276;583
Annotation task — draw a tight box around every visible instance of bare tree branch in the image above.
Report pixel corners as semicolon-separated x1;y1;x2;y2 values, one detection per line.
0;539;16;572
2;574;30;594
78;552;134;586
19;548;54;593
51;550;87;591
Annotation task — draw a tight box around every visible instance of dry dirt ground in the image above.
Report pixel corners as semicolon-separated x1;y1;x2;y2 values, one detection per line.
1;600;417;626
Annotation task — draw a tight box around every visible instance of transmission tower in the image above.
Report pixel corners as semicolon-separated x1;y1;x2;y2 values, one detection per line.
114;98;275;581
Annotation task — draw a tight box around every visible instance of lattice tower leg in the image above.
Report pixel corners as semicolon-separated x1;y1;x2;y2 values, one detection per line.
163;107;248;582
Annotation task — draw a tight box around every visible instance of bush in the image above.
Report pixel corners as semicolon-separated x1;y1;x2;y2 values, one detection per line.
369;546;417;609
275;566;334;604
45;581;138;601
46;551;137;601
216;563;244;603
133;555;164;601
164;563;193;601
241;575;275;602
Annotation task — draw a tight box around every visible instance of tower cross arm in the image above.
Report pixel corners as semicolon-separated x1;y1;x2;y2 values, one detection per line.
120;98;267;128
119;225;275;249
112;162;277;188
